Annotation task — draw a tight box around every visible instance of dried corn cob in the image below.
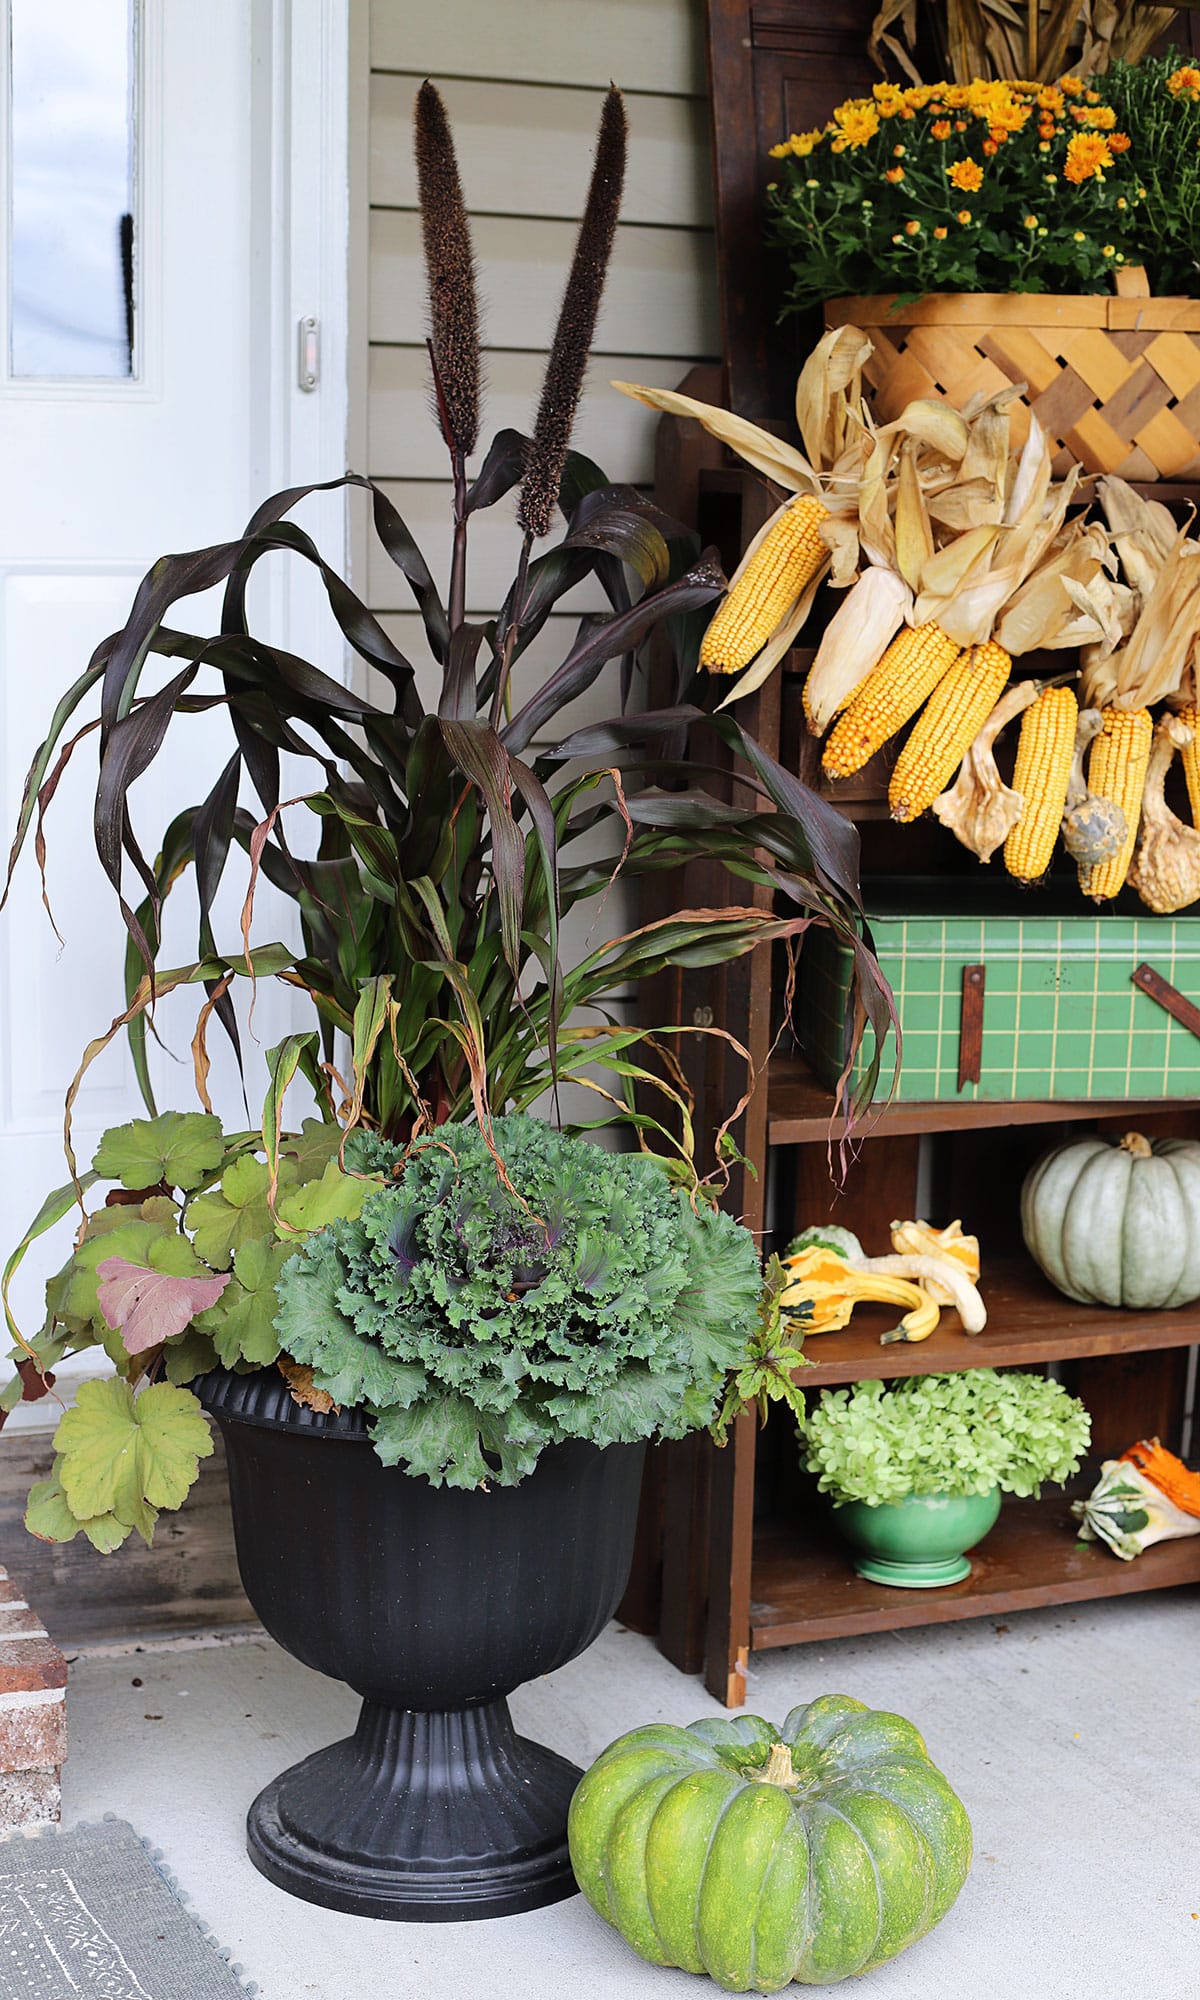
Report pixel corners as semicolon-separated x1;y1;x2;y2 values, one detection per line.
1003;685;1079;882
821;622;961;779
889;642;1011;824
1078;705;1154;901
699;495;829;674
1175;703;1200;826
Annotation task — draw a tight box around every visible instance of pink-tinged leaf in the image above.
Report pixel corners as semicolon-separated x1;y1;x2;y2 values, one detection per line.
95;1258;231;1357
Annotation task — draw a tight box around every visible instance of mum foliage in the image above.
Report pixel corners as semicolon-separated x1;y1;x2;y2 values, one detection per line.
275;1117;764;1489
800;1369;1091;1506
768;74;1143;312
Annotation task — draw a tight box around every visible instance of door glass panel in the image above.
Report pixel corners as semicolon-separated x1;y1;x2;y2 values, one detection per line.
9;0;136;379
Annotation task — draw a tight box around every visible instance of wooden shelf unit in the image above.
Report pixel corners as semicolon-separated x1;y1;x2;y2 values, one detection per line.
612;0;1200;1707
624;373;1200;1708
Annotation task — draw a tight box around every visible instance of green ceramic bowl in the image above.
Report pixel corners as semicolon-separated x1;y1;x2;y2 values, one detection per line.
834;1487;1002;1588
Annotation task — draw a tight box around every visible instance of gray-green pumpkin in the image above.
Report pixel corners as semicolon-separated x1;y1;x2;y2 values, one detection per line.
567;1695;972;1991
1021;1131;1200;1309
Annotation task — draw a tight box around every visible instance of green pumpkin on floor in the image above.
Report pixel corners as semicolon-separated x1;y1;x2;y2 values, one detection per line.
568;1694;971;1991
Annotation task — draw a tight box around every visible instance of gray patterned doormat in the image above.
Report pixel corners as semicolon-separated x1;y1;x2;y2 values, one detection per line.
0;1819;257;1999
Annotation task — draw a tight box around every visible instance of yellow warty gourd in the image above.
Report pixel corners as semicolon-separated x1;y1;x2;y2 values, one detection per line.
699;495;829;674
821;622;961;779
888;641;1012;824
1174;703;1200;827
1078;706;1154;901
1004;684;1079;882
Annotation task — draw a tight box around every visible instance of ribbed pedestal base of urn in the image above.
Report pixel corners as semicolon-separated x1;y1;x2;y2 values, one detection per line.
250;1698;581;1919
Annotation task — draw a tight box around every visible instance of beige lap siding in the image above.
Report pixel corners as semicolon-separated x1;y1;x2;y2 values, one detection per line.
0;1567;66;1829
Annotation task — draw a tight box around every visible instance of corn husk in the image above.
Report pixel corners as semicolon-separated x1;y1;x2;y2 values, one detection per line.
932;679;1049;862
802;564;912;734
794;324;874;471
1082;526;1200;711
611;381;822;495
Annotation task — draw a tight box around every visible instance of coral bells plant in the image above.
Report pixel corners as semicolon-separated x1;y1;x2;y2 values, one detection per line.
768;76;1143;313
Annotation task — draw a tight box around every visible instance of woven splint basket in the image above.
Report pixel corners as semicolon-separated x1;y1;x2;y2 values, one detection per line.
824;283;1200;482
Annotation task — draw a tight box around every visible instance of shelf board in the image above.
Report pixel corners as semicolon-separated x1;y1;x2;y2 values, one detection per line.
767;1057;1185;1146
797;1259;1200;1387
750;1491;1200;1649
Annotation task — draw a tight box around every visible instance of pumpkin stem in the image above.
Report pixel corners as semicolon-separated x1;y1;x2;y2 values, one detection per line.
1120;1132;1154;1158
756;1741;796;1789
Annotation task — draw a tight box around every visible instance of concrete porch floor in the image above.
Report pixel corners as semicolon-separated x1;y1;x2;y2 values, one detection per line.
62;1595;1199;2000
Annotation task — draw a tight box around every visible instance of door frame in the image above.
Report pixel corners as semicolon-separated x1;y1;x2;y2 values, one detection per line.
253;0;353;638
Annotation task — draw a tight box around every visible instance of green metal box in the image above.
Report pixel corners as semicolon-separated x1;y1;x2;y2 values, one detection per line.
798;881;1200;1102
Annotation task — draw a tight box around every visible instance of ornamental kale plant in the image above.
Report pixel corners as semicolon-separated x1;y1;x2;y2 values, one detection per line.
800;1369;1091;1507
274;1115;763;1489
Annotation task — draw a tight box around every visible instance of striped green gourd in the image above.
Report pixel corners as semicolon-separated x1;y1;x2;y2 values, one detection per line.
568;1694;971;1991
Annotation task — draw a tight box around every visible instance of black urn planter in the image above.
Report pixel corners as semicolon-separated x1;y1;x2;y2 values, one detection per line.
199;1369;645;1921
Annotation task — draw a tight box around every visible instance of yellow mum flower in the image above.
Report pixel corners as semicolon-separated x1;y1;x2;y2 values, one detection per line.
1024;214;1038;229
1060;75;1084;97
1081;105;1117;130
1073;230;1086;241
1064;132;1112;183
769;128;824;159
948;157;984;192
835;103;880;147
1102;244;1115;256
1037;87;1064;113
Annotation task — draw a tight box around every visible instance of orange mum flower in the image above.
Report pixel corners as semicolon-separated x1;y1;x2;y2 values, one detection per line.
885;166;905;183
933;225;948;238
948;158;984;191
1064;132;1112;183
905;219;921;235
1108;131;1131;153
931;120;952;140
957;208;972;223
1168;65;1200;99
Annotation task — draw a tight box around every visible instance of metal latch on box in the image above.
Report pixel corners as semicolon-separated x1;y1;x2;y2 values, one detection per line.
1131;962;1200;1043
958;963;986;1091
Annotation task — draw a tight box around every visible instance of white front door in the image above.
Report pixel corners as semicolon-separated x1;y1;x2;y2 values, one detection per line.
0;0;350;1344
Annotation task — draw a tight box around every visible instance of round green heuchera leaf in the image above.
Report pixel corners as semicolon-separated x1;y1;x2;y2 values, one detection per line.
54;1376;212;1525
188;1154;289;1269
93;1112;225;1193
